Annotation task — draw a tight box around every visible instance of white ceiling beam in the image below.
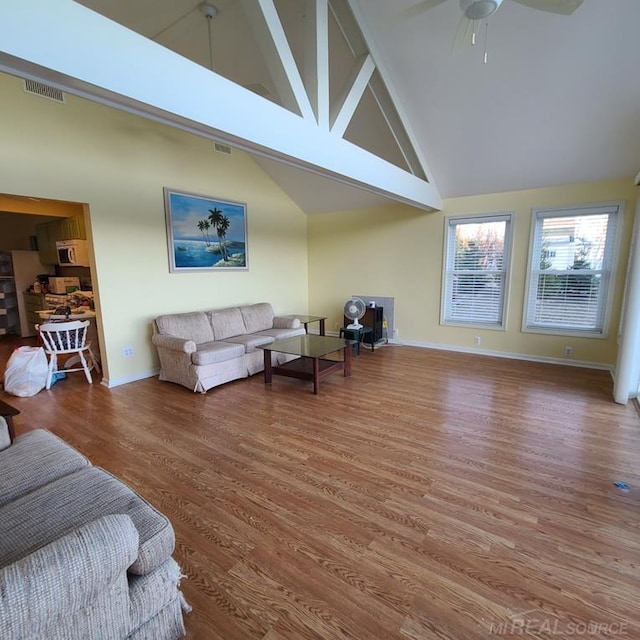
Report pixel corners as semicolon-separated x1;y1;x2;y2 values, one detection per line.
344;0;438;185
305;0;330;130
331;54;375;138
242;0;316;122
0;0;441;211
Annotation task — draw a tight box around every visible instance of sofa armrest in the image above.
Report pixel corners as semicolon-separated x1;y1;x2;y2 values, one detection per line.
0;514;139;637
273;316;301;330
152;334;197;354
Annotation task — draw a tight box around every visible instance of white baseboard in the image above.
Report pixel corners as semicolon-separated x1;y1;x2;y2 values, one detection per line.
99;340;614;389
100;368;159;389
395;339;614;373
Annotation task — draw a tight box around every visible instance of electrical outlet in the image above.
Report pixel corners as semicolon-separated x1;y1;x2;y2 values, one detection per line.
393;328;399;339
564;346;573;357
474;336;481;346
335;322;339;330
123;346;134;358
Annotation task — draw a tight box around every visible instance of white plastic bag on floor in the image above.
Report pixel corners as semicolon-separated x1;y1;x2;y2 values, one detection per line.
3;346;48;397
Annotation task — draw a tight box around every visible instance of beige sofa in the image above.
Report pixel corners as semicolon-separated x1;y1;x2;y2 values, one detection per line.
0;420;189;639
152;302;306;393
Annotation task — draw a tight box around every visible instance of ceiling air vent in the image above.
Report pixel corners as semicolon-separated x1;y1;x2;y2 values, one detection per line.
23;79;66;104
214;142;232;155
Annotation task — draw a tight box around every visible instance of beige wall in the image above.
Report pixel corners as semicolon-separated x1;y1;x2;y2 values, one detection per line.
308;180;638;367
0;73;309;385
2;69;636;381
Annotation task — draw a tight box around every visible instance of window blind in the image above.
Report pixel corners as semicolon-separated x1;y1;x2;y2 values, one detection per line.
442;215;511;327
525;205;619;334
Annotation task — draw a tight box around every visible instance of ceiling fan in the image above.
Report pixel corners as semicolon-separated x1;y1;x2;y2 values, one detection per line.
397;0;583;61
408;0;584;20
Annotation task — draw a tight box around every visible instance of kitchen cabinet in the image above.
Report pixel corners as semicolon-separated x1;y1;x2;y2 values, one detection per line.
23;291;47;335
36;223;58;265
57;215;86;241
36;215;86;264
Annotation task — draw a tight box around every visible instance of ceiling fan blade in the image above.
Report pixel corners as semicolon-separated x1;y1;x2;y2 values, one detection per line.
452;14;475;53
511;0;584;15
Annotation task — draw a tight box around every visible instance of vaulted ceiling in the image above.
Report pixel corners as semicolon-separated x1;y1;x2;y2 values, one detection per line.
363;0;640;199
3;1;640;212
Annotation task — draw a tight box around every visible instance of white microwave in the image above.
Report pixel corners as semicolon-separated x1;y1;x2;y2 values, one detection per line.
56;239;90;267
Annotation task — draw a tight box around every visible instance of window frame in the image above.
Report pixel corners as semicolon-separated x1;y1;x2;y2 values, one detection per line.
522;202;623;339
440;212;514;331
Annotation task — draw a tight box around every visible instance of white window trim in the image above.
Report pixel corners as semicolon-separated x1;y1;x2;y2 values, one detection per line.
521;202;624;339
440;212;514;331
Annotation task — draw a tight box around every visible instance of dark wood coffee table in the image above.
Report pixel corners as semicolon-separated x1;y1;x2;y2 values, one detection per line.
0;397;20;442
259;334;352;395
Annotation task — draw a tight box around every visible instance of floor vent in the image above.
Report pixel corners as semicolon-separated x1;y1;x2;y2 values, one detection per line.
23;79;66;104
214;142;232;155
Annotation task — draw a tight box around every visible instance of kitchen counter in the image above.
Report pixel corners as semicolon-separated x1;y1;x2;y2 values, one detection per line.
36;309;97;321
35;309;101;370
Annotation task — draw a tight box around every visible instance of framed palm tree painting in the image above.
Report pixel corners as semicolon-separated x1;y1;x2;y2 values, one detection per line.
164;188;248;272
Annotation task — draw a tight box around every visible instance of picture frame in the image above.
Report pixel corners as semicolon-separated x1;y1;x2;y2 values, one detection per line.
163;187;248;272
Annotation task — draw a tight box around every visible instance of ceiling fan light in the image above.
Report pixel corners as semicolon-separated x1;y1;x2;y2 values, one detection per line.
459;0;503;20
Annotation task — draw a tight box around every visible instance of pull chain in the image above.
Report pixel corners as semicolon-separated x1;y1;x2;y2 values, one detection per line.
483;20;489;64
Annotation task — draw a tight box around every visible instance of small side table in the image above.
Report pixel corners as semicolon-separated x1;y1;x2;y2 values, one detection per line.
0;398;20;442
339;326;373;356
283;314;326;336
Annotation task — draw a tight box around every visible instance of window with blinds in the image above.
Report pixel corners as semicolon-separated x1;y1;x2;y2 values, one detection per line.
441;214;512;328
524;204;621;335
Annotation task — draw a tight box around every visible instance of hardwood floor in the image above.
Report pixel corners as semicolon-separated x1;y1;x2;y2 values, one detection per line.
2;335;640;639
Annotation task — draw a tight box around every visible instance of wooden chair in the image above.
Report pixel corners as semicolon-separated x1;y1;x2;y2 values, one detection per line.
36;320;100;389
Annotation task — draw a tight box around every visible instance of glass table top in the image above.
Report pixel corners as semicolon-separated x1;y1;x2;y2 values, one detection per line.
258;334;352;358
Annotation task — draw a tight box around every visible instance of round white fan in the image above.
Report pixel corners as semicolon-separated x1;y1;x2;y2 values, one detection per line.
344;297;367;330
390;0;583;54
403;0;583;20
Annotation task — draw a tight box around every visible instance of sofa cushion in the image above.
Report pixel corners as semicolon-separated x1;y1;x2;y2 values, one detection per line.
191;341;245;366
0;429;90;508
273;316;301;329
0;466;175;576
155;312;214;344
240;303;275;333
254;327;306;341
208;307;246;340
222;334;275;353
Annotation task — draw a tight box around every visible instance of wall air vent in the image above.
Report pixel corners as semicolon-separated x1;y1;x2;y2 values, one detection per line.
214;142;232;155
23;79;66;103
